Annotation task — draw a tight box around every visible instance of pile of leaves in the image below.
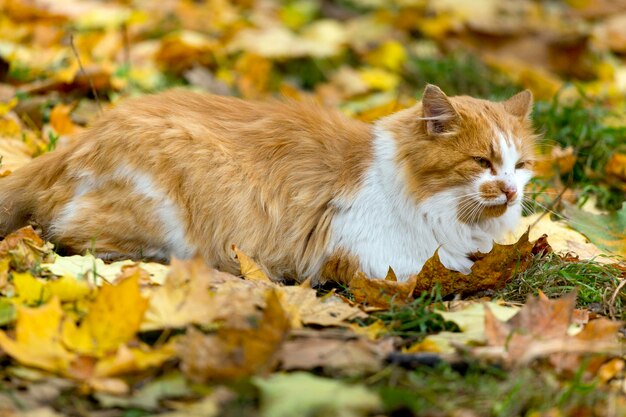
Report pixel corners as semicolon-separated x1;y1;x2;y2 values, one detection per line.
0;225;623;416
0;0;625;416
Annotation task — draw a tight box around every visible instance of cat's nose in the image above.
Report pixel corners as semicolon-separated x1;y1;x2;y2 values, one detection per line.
501;184;517;202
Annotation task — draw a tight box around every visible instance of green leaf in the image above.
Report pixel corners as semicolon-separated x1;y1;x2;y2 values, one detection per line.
0;298;16;326
564;203;626;258
254;372;380;417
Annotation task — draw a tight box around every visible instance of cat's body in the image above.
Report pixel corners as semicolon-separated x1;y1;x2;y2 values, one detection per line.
0;86;536;283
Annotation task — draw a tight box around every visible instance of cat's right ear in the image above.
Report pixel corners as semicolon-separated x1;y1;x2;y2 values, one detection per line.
421;84;458;136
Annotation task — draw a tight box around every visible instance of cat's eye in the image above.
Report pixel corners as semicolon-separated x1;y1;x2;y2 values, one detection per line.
515;161;526;169
473;157;492;169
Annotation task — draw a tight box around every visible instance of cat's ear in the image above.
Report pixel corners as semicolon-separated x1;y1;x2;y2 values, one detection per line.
421;84;458;136
503;90;533;119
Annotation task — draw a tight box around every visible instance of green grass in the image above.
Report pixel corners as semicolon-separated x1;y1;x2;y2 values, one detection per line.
497;252;625;318
369;287;459;344
532;96;626;210
405;54;521;100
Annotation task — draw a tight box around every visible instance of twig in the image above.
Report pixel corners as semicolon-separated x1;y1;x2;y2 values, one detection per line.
529;183;570;231
69;33;103;113
608;278;626;319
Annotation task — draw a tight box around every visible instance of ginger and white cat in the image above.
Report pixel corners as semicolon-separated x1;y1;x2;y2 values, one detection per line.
0;85;536;283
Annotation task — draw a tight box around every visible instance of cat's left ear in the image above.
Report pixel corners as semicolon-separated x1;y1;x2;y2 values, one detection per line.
503;90;533;119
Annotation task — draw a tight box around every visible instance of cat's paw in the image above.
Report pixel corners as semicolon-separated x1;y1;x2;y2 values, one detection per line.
438;250;474;275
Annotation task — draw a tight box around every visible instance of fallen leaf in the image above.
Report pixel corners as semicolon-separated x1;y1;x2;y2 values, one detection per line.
534;145;577;178
0;298;75;373
505;212;611;262
43;254;169;285
0;226;54;271
279;333;391;374
605;152;626;182
413;230;537;296
142;257;224;331
179;289;290;382
93;341;176;378
348;272;417;308
254;372;381;417
421;301;519;353
473;291;623;369
62;270;148;357
12;271;93;305
49;103;78;136
95;372;191;410
233;245;271;282
279;285;366;328
564;203;626;258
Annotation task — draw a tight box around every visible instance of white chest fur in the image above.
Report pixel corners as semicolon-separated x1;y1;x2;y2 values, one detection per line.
328;128;521;282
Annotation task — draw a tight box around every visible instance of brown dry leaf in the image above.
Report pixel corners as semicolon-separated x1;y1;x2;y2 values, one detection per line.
606;152;626;182
141;257;227;331
279;333;392;374
0;226;55;271
279;285;367;327
178;289;290;382
413;230;537;297
476;291;622;369
0;139;33;173
348;272;418;309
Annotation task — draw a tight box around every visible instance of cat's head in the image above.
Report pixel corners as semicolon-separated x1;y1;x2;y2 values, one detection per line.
381;84;537;224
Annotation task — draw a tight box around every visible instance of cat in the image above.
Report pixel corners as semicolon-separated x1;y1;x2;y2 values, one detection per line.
0;84;536;283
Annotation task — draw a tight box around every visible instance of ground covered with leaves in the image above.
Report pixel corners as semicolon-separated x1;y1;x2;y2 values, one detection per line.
0;0;625;416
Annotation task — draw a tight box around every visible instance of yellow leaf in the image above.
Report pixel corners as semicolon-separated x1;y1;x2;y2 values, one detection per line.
62;271;148;357
279;285;366;328
12;270;93;305
0;298;75;373
0;97;18;117
47;275;93;303
141;257;221;331
13;271;50;304
358;67;400;91
232;245;271;282
364;40;407;72
94;341;176;378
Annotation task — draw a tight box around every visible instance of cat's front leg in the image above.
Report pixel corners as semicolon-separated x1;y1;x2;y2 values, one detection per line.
437;248;474;275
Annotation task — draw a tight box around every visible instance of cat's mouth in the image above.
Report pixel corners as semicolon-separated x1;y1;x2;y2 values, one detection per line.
457;198;508;223
481;203;508;218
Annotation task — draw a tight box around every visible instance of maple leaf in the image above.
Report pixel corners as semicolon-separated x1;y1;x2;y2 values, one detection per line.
279;331;393;374
476;291;623;369
12;270;93;305
178;289;290;382
0;297;75;373
348;270;418;309
141;257;227;331
0;226;54;271
348;232;539;307
62;269;148;357
413;230;538;296
278;280;366;328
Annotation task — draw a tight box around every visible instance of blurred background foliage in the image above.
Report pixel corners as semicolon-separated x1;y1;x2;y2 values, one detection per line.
0;0;625;208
